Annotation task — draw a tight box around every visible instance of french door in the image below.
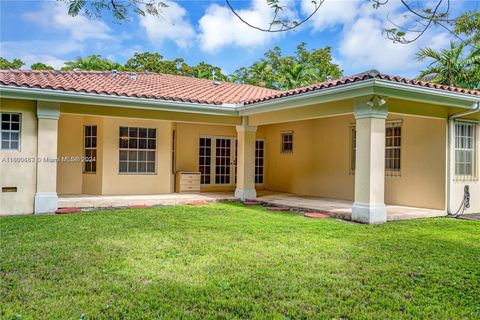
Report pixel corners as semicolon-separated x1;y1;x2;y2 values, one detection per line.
199;136;264;186
199;136;236;186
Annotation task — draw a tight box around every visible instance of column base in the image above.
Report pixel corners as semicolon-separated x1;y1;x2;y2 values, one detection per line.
34;192;58;214
352;202;387;224
234;188;257;201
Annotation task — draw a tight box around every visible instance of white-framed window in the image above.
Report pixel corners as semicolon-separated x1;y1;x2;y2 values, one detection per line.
349;125;356;174
119;127;156;174
84;125;97;173
199;137;212;184
454;121;477;178
1;113;21;151
172;130;176;175
281;131;293;154
255;139;265;184
350;121;402;176
214;138;232;184
385;121;402;176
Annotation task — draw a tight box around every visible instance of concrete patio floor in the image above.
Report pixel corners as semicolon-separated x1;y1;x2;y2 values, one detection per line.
58;190;447;222
255;191;446;221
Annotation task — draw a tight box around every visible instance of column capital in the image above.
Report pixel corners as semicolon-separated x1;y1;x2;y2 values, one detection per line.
37;101;60;120
236;124;257;132
354;95;388;120
236;116;257;132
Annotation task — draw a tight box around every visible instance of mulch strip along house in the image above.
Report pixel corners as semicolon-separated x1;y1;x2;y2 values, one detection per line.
0;69;478;224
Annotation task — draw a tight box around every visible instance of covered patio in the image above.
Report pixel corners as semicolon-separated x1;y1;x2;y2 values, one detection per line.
58;191;446;222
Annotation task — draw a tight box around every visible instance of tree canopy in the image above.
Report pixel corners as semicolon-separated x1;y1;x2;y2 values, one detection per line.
415;12;479;90
231;43;342;90
0;42;343;90
0;57;24;70
30;62;55;70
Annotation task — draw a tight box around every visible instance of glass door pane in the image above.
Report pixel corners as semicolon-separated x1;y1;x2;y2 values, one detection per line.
215;138;231;184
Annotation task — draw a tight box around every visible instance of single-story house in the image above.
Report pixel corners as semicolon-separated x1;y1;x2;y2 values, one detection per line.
0;69;478;223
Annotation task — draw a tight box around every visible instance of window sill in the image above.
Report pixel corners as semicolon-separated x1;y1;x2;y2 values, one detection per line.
118;172;157;175
453;176;478;182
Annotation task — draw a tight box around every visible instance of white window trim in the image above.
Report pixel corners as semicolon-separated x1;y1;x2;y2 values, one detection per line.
349;124;356;175
453;120;477;181
83;125;97;174
349;120;403;177
255;138;265;185
281;131;293;154
385;120;402;177
199;135;237;186
0;112;22;151
118;126;157;175
198;135;266;186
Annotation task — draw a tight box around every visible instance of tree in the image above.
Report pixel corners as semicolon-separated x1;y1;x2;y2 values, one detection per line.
189;62;227;81
59;0;167;21
454;11;480;46
0;57;24;69
61;0;476;45
416;12;480;90
62;55;122;71
281;63;319;89
416;42;479;89
123;52;182;74
31;62;55;70
231;43;342;90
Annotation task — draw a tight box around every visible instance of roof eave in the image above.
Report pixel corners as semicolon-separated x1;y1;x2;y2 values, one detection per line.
238;80;376;116
239;79;480;116
0;85;239;116
372;79;480;109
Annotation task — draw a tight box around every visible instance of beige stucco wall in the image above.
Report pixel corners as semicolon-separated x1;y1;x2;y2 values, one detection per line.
261;113;448;209
100;117;173;195
57;114;175;195
0;98;37;215
3;96;475;215
175;123;255;192
57;114;83;194
384;114;446;209
261;114;355;200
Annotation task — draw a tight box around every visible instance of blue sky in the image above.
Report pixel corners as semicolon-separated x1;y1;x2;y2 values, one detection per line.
1;0;478;78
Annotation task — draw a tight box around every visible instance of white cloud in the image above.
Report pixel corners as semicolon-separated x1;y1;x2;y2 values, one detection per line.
1;1;116;70
21;54;66;69
301;0;360;31
139;1;195;49
22;2;111;41
339;17;416;73
198;0;295;53
329;0;453;76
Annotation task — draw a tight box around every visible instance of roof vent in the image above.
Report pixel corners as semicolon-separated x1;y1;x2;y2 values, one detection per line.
129;72;137;80
111;70;117;77
367;69;380;78
73;68;80;71
213;81;221;86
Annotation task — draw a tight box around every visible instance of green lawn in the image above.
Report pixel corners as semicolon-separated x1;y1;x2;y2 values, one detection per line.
1;203;479;319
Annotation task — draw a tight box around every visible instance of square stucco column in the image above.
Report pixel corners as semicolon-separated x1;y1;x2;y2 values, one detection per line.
34;101;60;214
235;119;257;201
352;96;388;224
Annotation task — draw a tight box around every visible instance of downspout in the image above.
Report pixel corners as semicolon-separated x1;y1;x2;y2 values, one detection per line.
447;101;480;215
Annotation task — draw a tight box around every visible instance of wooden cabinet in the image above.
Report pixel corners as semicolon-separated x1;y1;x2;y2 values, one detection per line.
175;172;201;193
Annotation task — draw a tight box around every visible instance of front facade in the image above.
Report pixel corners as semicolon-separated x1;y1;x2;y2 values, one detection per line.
1;70;479;223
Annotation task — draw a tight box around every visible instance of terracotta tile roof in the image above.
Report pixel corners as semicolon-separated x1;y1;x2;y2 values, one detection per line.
0;70;280;105
244;70;480;105
0;69;478;107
